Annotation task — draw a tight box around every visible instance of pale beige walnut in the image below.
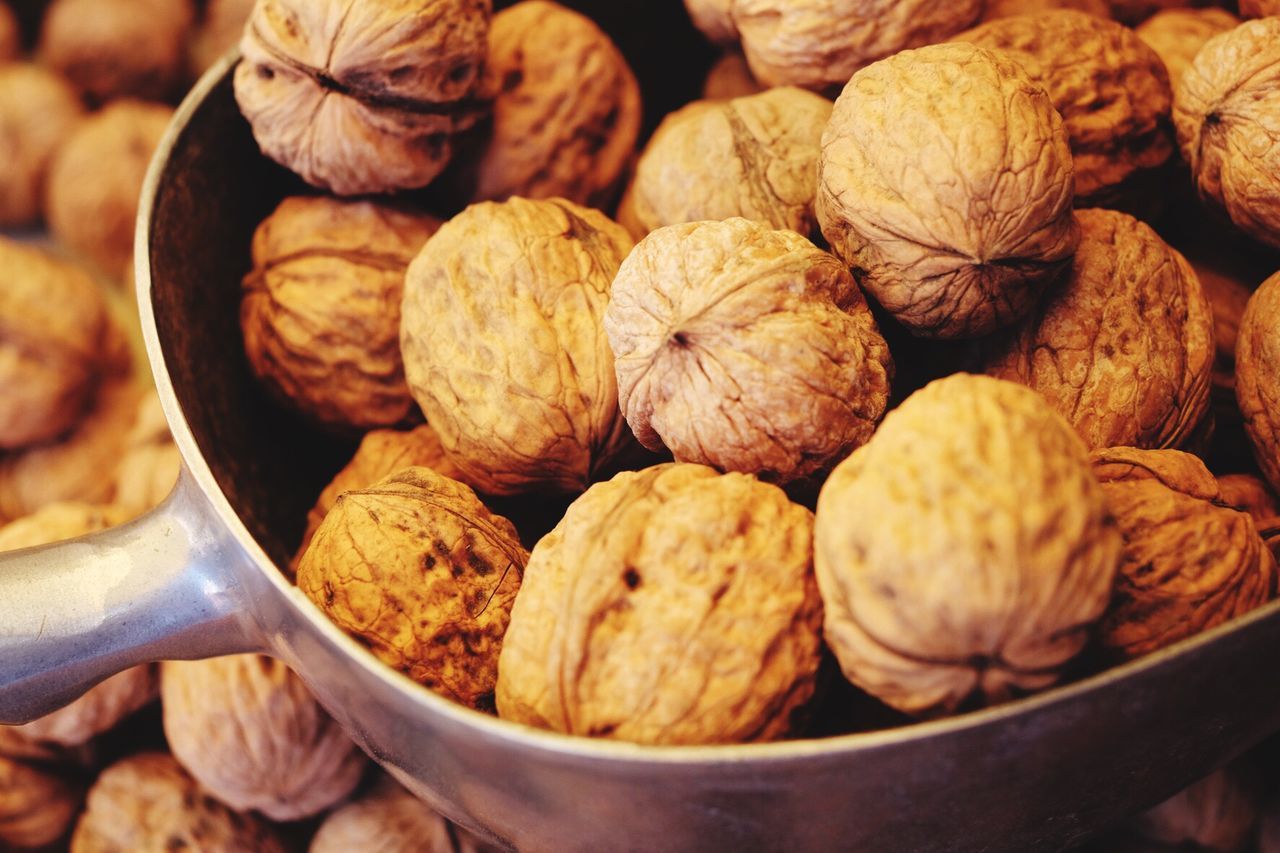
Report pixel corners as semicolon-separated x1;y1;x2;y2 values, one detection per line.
1134;766;1260;852
401;197;635;496
981;0;1111;21
622;88;831;239
0;2;16;61
0;240;113;449
0;754;82;849
1092;448;1275;660
310;775;459;853
161;655;365;821
457;0;641;207
978;209;1213;451
113;393;179;514
498;463;822;744
45;100;172;278
1136;8;1239;88
1238;272;1280;493
297;467;526;709
815;374;1121;717
190;0;255;74
1174;18;1280;249
702;51;762;100
1240;0;1280;16
1218;474;1280;523
956;10;1175;211
234;0;490;196
241;196;441;431
816;42;1077;339
605;219;892;484
0;65;84;228
71;753;286;853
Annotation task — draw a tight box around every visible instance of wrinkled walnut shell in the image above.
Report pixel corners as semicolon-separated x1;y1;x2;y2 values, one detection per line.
1135;8;1239;88
0;754;82;850
0;64;84;228
310;775;460;853
1237;272;1280;494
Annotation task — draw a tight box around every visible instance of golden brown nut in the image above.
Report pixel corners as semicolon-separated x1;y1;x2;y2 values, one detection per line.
956;10;1174;211
816;42;1077;339
1092;448;1275;660
71;753;286;853
1238;272;1280;493
189;0;255;74
0;64;84;227
497;463;822;744
1240;0;1280;16
0;754;82;850
298;467;526;709
978;209;1213;452
234;0;490;196
310;776;458;853
161;655;365;821
1136;8;1239;87
1218;473;1280;523
113;392;179;514
701;51;762;100
981;0;1111;21
605;219;892;484
0;2;17;61
621;88;831;239
401;197;635;496
815;374;1121;717
1134;765;1261;852
241;196;441;431
1175;18;1280;250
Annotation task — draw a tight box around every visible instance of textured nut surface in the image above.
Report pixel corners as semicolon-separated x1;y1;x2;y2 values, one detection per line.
1092;448;1275;660
45;100;172;277
310;776;457;853
817;42;1077;339
1219;474;1280;523
956;10;1174;208
1134;766;1261;852
241;196;441;430
981;0;1111;21
1240;0;1280;16
460;0;641;206
0;754;82;849
1175;18;1280;249
190;0;255;73
162;655;365;821
0;64;84;228
1136;8;1239;88
606;219;892;484
979;209;1213;451
622;88;831;238
71;753;286;853
498;463;821;744
1238;272;1280;493
815;374;1121;717
298;467;526;708
234;0;490;195
113;393;180;514
401;197;635;496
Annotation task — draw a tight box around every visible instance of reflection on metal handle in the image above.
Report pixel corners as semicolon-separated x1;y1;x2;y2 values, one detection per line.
0;470;263;723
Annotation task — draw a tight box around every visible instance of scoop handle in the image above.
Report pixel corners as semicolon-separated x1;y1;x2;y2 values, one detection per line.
0;470;263;723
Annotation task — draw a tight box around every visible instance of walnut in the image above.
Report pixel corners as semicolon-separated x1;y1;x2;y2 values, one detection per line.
234;0;490;196
310;776;458;853
401;197;635;496
161;655;366;821
1174;18;1280;250
190;0;255;74
1218;474;1280;523
1109;0;1215;24
297;467;526;709
605;219;892;484
620;88;831;239
454;0;641;207
814;374;1121;717
241;196;441;431
1196;262;1251;404
38;0;193;103
0;64;84;228
1133;765;1261;851
981;0;1111;21
0;755;82;850
1237;272;1280;493
0;2;16;61
71;753;286;853
1136;8;1239;88
701;51;762;100
113;392;179;514
497;463;822;744
1240;0;1280;16
45;100;172;278
977;209;1213;452
955;10;1175;211
816;42;1078;339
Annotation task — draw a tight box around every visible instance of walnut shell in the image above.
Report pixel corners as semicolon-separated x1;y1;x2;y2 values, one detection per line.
0;754;82;850
956;10;1175;210
1197;262;1251;403
241;196;441;431
978;208;1213;452
190;0;255;74
1092;448;1275;660
310;776;458;853
297;467;526;709
0;64;84;228
701;51;762;100
1240;0;1280;16
113;392;180;514
815;374;1121;717
0;2;16;61
1218;473;1280;523
1136;8;1239;88
497;463;822;744
816;42;1078;339
161;655;366;821
981;0;1111;21
401;197;635;496
1133;766;1261;852
621;87;831;239
1237;272;1280;493
605;219;892;484
45;99;173;278
1174;18;1280;249
234;0;490;196
71;753;286;853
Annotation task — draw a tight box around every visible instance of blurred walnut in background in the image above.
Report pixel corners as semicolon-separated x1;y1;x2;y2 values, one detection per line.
1135;8;1239;88
701;51;761;99
189;0;255;74
113;393;180;514
1239;0;1280;15
0;753;82;850
981;0;1111;21
311;776;474;853
0;64;84;228
0;1;17;61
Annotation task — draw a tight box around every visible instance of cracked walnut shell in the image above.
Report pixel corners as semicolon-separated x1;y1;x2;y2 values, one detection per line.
0;754;82;850
241;196;441;431
297;467;526;709
234;0;490;196
605;219;892;484
401;197;635;496
0;64;84;228
815;374;1121;717
816;42;1078;339
497;463;822;744
1136;8;1239;88
1237;272;1280;494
